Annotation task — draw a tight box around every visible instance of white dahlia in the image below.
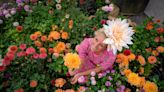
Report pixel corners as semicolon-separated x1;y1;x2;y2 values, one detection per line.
103;18;134;54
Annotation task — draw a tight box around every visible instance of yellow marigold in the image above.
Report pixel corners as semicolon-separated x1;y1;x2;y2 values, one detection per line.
61;32;69;39
34;31;42;37
128;53;136;61
156;46;164;53
127;72;141;87
55;78;66;88
123;69;132;77
50;31;60;40
64;53;81;69
137;55;146;66
148;56;157;64
152;50;159;56
69;20;73;29
143;81;158;92
53;42;66;53
139;67;144;75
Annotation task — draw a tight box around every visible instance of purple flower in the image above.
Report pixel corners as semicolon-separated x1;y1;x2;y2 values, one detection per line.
108;76;113;80
24;5;30;11
106;70;110;73
119;85;125;91
90;71;96;76
17;6;23;12
105;81;111;87
16;0;23;3
111;69;115;73
3;9;9;15
10;8;16;15
4;73;12;79
0;19;3;24
98;73;103;78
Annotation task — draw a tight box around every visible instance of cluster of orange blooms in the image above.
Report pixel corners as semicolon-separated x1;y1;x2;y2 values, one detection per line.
116;49;163;92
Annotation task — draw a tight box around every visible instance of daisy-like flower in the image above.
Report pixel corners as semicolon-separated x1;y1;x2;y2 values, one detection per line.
103;18;134;54
56;4;62;10
102;4;114;12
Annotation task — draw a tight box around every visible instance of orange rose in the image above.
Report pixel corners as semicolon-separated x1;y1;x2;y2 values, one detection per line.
30;80;38;88
61;32;69;39
55;78;66;88
156;46;164;53
148;56;157;64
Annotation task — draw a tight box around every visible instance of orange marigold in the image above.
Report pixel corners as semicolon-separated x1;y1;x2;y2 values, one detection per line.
137;55;146;66
61;32;69;39
128;53;136;61
30;34;38;41
55;78;66;88
123;69;132;77
156;46;164;53
65;89;75;92
69;20;73;29
30;80;38;88
148;56;157;64
143;81;158;92
140;77;146;87
64;53;81;69
146;22;153;30
34;31;42;37
54;42;66;53
55;89;63;92
139;67;144;75
127;72;141;87
50;31;60;40
39;47;47;53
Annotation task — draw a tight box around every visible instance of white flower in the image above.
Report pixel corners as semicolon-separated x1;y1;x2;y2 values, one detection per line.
102;4;114;12
65;14;70;19
0;19;3;24
13;22;19;26
90;71;96;76
103;18;134;54
56;4;62;10
56;0;62;3
90;77;95;81
105;0;110;4
91;80;96;85
5;13;11;18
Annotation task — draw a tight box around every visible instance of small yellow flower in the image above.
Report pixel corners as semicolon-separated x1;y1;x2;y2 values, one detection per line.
143;81;158;92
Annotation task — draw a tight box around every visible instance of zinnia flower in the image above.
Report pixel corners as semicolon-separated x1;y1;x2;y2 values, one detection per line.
30;34;38;40
48;48;54;54
143;81;158;92
61;32;69;39
137;55;146;66
30;80;38;88
19;44;26;50
55;78;66;88
32;53;39;59
49;31;60;40
34;41;42;47
148;56;157;64
103;18;134;54
156;28;164;34
123;69;132;77
54;42;66;53
41;35;47;42
154;37;160;42
16;26;23;32
8;45;18;53
152;50;159;56
145;47;152;52
26;47;36;55
34;31;42;37
127;72;141;87
65;89;75;92
156;46;164;53
39;53;47;59
105;81;111;87
0;66;6;72
39;47;47;53
64;53;81;69
14;88;24;92
146;22;153;30
78;76;86;84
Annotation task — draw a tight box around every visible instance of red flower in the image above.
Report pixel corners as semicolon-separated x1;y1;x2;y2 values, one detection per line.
39;53;47;59
154;37;160;42
48;48;54;54
26;47;36;55
92;26;97;31
0;66;6;72
17;51;26;57
2;57;11;66
14;88;24;92
156;19;160;23
51;79;56;86
6;53;15;61
79;0;85;5
33;53;39;59
101;19;106;25
19;44;26;50
16;26;23;32
8;45;18;53
66;72;70;77
123;49;131;56
146;22;153;30
157;28;164;34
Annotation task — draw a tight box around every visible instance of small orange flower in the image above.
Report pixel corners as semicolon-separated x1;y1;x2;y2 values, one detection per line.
30;80;38;88
124;88;131;92
140;77;146;87
65;89;75;92
127;72;141;87
50;31;60;40
156;19;160;23
52;25;58;31
41;35;47;42
137;55;146;66
139;67;144;75
61;32;69;39
34;40;42;47
143;81;158;92
148;56;157;64
145;47;152;52
156;28;164;34
152;50;159;56
16;26;23;32
55;89;63;92
55;78;66;88
30;34;38;41
69;20;73;29
39;47;47;53
54;42;66;53
34;31;42;37
128;53;136;61
8;45;18;53
146;22;153;30
156;46;164;53
154;37;160;42
123;69;132;77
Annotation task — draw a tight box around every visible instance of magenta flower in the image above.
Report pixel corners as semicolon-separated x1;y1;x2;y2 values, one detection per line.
17;51;26;57
108;76;113;80
105;81;111;87
3;10;9;15
111;69;115;73
39;53;47;59
90;71;96;76
19;44;26;50
33;53;39;59
98;73;103;78
16;0;23;3
90;77;95;81
78;76;86;84
26;47;36;55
